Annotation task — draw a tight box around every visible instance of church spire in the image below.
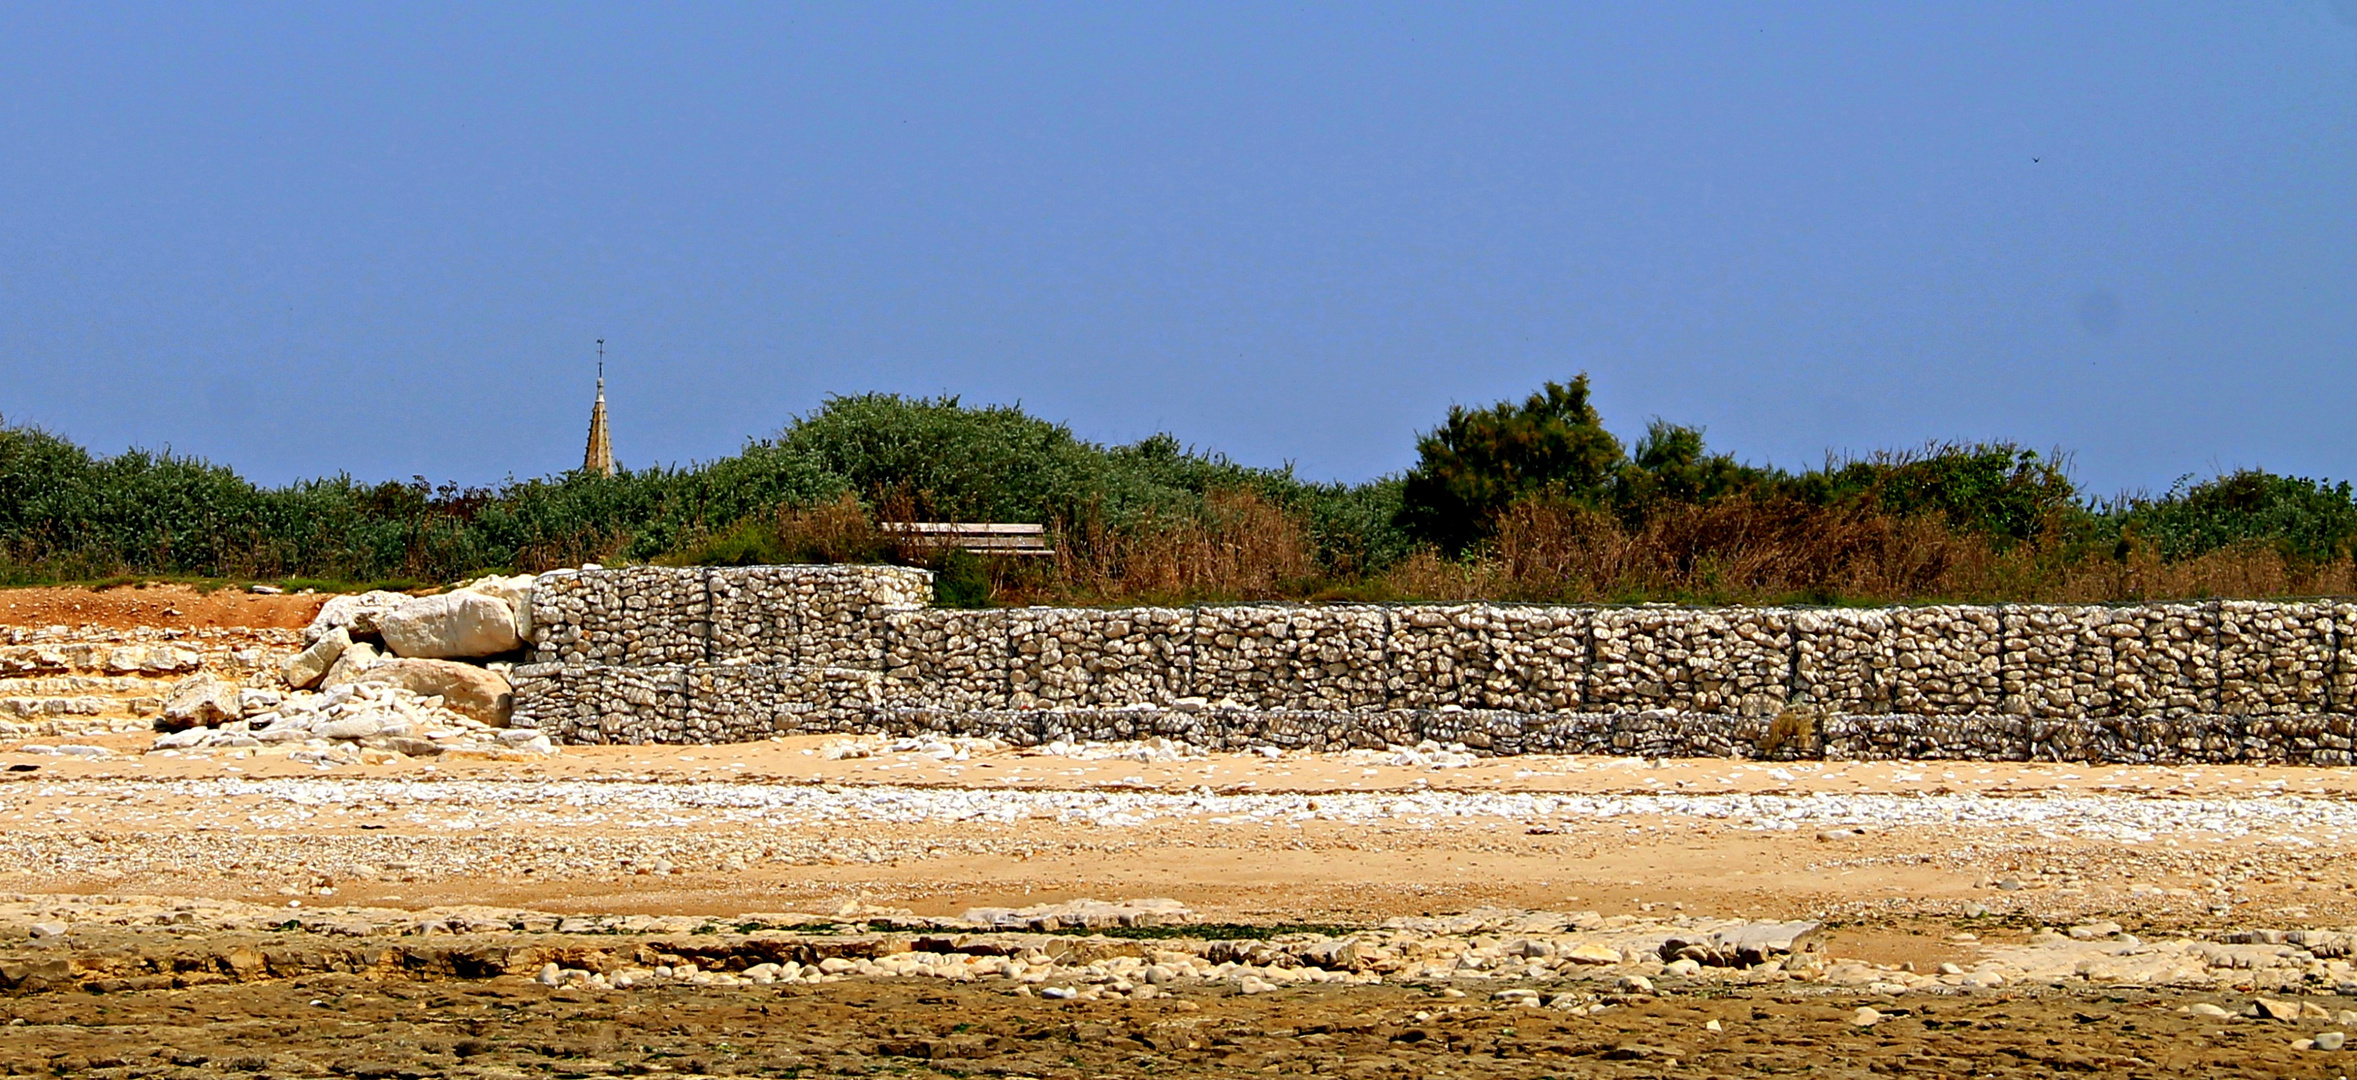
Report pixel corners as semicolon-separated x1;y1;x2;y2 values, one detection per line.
583;339;615;477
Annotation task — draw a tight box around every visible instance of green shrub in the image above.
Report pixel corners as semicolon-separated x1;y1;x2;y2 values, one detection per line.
1794;443;2080;546
1396;376;1625;555
2110;471;2357;563
930;549;993;608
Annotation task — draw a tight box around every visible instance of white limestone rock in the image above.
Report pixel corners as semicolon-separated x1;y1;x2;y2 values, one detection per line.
304;590;414;646
103;644;201;674
280;626;351;690
353;658;515;726
321;642;384;688
161;674;241;729
380;591;521;659
460;574;536;644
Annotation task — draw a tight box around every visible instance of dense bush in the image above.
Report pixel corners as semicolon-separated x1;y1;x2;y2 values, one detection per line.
6;384;2357;606
1396;377;1625;555
2106;471;2357;564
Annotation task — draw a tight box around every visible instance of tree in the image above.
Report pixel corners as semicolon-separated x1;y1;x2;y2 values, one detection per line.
1614;419;1776;518
1396;376;1624;555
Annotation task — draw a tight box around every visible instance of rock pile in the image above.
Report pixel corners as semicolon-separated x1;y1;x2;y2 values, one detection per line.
134;574;535;757
283;575;533;699
151;681;553;762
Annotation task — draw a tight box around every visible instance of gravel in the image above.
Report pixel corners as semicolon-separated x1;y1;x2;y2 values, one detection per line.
11;775;2357;843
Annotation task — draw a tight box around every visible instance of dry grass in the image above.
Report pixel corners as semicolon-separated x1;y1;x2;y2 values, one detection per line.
1021;489;1319;604
1393;496;2357;606
682;489;2357;608
776;494;901;564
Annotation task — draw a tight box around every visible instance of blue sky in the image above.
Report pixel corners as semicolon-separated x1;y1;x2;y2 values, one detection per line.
2;2;2353;495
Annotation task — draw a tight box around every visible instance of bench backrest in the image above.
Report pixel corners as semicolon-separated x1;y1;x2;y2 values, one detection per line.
878;522;1054;555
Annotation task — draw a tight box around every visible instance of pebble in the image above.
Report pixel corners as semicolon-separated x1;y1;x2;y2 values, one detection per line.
2256;998;2303;1021
2190;1003;2233;1019
26;922;67;940
35;771;2357;849
1852;1007;1882;1027
2317;1031;2347;1051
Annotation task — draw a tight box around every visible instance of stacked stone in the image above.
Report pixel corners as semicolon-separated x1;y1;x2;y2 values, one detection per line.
704;568;799;665
508;662;689;744
1588;607;1790;716
2337;603;2357;712
1383;606;1489;709
528;568;711;666
1407;606;1588;712
1884;606;2002;715
2061;714;2301;765
1999;605;2120;719
514;565;2357;760
1008;606;1193;708
2246;713;2357;766
1380;605;1584;710
506;653;2357;763
1823;713;2031;761
1470;613;1583;712
1188;605;1390;711
1788;609;1890;713
882;608;1013;710
710;565;931;668
2218;600;2334;715
684;664;886;740
2104;603;2216;715
864;706;1040;745
1522;710;1768;759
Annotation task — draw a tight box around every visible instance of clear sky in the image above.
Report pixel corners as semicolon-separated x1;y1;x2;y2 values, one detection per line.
2;3;2353;496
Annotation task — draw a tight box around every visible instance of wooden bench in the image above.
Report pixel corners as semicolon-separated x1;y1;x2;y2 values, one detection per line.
878;522;1055;556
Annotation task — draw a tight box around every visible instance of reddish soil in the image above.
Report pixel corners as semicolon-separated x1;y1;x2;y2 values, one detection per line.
0;584;329;630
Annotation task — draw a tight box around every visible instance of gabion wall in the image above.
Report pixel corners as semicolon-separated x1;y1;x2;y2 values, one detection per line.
509;565;2357;761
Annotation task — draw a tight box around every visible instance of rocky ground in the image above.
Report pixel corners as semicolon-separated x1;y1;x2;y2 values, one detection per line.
9;734;2357;1076
12;588;2357;1076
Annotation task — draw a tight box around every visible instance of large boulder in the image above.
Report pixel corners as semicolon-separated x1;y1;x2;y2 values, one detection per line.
280;626;351;690
304;591;414;646
161;675;241;729
352;658;514;726
379;591;521;659
320;641;383;688
458;574;536;644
